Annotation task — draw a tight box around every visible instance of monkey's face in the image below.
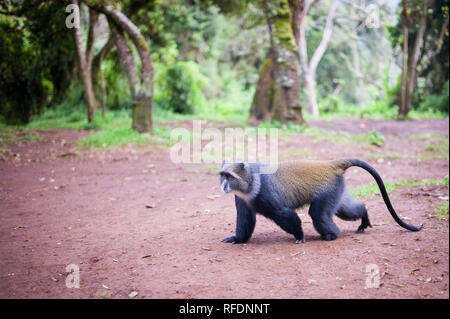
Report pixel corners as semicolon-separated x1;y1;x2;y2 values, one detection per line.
218;162;251;195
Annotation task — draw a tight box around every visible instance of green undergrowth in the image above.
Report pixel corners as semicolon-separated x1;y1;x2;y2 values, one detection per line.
258;120;386;147
351;176;449;199
431;201;449;221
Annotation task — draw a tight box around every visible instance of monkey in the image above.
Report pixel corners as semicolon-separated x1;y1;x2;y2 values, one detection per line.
218;158;421;244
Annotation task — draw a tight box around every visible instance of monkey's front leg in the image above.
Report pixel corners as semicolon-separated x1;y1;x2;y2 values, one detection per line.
222;196;256;244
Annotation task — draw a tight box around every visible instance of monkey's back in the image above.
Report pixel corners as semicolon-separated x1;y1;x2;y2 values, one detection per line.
273;160;346;205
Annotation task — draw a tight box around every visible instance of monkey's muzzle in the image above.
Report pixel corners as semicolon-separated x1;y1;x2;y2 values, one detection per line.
221;180;232;193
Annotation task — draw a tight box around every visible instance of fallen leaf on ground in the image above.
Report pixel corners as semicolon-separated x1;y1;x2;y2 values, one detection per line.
128;291;138;298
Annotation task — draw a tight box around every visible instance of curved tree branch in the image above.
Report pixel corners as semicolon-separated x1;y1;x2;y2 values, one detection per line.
308;0;338;75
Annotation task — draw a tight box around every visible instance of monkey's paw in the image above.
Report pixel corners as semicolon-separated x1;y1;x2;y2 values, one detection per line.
295;239;305;244
222;236;245;244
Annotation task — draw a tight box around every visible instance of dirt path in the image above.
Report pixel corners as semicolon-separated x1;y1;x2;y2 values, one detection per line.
0;119;448;299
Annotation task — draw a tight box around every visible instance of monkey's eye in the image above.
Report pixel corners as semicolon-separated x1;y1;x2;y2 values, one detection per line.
221;173;233;180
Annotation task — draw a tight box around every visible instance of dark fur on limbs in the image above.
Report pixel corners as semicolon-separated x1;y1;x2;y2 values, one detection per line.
224;173;305;244
308;176;371;240
308;176;345;241
222;196;256;244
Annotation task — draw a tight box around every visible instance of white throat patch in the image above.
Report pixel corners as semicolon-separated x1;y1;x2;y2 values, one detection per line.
233;173;261;204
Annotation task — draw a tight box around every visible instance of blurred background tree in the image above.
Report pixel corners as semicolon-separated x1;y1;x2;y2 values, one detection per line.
0;0;448;130
388;0;449;118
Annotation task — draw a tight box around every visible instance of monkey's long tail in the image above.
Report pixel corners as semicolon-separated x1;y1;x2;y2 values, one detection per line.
347;158;422;232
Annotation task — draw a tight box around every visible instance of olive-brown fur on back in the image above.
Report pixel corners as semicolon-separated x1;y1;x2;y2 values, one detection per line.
274;160;351;204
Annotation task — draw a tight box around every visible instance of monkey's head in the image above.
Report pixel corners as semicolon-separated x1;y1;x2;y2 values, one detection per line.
218;161;252;195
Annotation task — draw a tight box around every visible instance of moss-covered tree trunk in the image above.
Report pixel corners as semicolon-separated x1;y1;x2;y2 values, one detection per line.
72;1;99;122
399;0;428;119
90;2;154;133
250;0;304;124
92;36;114;116
249;48;276;121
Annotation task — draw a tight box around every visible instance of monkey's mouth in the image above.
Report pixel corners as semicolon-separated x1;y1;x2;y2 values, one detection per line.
221;180;232;193
221;185;232;193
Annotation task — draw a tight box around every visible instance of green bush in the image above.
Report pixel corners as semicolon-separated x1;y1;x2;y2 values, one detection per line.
364;130;386;146
418;81;449;114
102;59;133;110
155;61;207;114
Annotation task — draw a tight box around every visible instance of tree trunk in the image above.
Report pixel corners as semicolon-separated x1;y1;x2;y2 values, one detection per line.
289;0;303;49
349;5;366;107
91;4;154;133
404;0;428;118
298;0;338;117
303;72;318;117
250;0;304;124
108;20;139;97
399;0;428;119
249;48;276;121
92;37;114;116
72;1;99;122
399;2;409;117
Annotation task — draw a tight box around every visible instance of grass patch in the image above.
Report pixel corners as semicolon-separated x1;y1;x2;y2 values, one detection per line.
353;130;385;146
367;152;410;160
77;127;151;148
22;132;42;142
432;201;449;221
410;133;448;141
0;125;42;145
351;176;449;198
418;141;449;160
245;118;389;150
302;126;384;147
421;141;449;154
281;148;315;158
417;154;449;161
0;126;19;145
25;105;176;149
203;165;219;173
76;125;172;149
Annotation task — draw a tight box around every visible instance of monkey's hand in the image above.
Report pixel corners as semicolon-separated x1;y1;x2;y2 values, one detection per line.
222;236;247;244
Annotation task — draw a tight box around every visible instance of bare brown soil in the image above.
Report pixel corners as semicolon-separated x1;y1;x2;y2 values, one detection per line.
0;119;448;299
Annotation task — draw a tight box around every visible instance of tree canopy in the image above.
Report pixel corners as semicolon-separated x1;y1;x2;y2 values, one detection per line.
0;0;448;127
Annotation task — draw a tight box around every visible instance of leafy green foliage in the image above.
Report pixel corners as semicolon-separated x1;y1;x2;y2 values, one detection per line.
0;0;447;129
387;0;449;115
0;17;47;124
359;131;386;147
417;81;449;114
155;61;207;114
0;2;75;124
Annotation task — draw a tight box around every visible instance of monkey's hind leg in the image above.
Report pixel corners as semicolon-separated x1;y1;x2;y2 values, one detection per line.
335;190;372;233
308;177;344;241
